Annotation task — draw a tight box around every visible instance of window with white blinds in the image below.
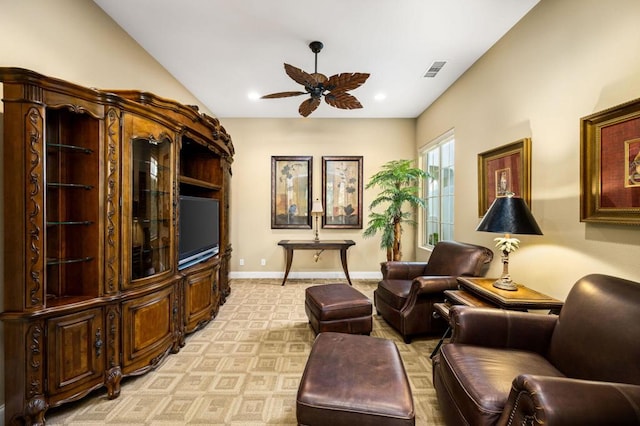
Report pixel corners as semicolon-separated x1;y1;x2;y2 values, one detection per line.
420;130;455;248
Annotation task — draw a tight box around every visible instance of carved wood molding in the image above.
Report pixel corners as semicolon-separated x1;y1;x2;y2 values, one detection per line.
26;107;44;308
105;108;121;293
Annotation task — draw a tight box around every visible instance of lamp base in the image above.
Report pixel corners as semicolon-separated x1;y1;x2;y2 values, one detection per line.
492;277;518;291
313;215;320;242
493;250;518;291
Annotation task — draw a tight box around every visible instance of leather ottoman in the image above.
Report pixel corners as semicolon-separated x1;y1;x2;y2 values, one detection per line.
304;283;372;335
297;332;415;426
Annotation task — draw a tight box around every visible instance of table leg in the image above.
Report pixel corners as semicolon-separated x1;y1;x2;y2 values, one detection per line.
281;248;294;286
430;326;451;359
339;248;353;286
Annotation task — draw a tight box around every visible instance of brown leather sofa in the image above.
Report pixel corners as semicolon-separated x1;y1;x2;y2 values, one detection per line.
433;273;640;425
374;240;493;343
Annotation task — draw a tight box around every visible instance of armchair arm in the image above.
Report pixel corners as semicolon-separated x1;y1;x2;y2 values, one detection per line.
499;374;640;426
380;261;428;280
449;306;557;355
400;276;459;315
412;276;459;295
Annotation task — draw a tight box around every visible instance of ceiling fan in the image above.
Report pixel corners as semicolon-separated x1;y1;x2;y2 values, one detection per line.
261;41;370;117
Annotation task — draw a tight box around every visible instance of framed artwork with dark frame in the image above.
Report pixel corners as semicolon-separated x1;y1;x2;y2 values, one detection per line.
581;97;640;224
271;156;312;229
321;156;363;229
478;138;531;216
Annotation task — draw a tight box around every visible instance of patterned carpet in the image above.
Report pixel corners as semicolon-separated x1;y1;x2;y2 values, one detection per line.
44;279;445;425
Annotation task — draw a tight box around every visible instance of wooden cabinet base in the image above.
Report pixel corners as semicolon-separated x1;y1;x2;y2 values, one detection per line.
0;68;233;425
106;366;123;399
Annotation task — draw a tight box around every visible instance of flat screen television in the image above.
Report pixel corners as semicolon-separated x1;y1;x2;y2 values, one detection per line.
178;195;220;270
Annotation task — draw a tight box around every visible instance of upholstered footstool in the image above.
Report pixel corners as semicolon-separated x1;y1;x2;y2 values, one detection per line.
304;283;372;335
297;332;415;426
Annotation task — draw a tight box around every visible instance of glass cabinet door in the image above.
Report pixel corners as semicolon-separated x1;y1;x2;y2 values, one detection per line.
131;137;172;280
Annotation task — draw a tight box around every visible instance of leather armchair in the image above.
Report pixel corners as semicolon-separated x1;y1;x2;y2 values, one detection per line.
374;240;493;343
433;273;640;425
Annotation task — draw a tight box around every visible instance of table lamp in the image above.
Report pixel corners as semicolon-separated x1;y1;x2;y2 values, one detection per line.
311;198;324;242
476;193;542;291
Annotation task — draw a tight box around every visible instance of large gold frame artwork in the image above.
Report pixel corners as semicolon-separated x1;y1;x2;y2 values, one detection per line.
581;97;640;224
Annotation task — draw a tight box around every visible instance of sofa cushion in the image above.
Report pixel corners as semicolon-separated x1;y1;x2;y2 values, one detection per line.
436;344;565;425
375;279;411;310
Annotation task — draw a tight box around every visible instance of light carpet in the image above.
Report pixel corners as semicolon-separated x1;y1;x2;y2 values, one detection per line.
44;279;445;425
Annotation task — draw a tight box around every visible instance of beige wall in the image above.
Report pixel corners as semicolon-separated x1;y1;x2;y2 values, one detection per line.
416;0;640;300
0;0;209;111
222;118;416;279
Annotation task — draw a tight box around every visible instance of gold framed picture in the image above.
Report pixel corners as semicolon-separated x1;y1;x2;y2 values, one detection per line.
478;138;531;216
581;97;640;224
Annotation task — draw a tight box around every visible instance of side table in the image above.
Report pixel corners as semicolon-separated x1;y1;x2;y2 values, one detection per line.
457;277;564;313
430;277;563;358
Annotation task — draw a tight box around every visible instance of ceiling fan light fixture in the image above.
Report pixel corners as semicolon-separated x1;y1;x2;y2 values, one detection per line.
261;40;370;117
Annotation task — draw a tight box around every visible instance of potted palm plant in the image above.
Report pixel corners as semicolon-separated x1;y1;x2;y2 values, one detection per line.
363;159;429;261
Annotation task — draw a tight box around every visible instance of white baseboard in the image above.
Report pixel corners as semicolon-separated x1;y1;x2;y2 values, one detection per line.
0;404;4;426
229;271;382;280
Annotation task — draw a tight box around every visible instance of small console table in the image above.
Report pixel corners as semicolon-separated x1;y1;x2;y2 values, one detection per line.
431;277;564;357
277;240;356;286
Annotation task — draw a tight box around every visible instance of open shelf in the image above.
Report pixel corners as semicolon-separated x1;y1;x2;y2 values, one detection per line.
180;136;222;193
179;175;222;191
47;142;94;154
45;107;101;304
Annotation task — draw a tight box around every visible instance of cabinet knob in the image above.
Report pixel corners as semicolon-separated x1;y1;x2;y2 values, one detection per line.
95;328;103;357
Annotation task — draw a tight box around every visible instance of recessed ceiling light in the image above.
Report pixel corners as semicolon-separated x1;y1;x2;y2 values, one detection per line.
374;93;386;101
248;91;260;101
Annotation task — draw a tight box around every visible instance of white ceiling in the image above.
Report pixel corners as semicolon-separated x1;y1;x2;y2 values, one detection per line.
92;0;540;119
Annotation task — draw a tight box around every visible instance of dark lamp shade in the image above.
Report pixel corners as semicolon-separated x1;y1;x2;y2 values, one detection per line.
476;196;543;235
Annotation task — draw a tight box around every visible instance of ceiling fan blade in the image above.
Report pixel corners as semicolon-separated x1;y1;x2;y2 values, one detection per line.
325;73;370;92
299;97;321;117
324;92;363;110
261;91;306;99
284;63;316;89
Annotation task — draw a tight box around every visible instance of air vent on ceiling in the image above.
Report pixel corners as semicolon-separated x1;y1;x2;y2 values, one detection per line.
424;61;446;78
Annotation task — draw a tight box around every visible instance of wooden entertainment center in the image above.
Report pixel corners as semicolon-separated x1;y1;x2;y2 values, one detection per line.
0;68;234;425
